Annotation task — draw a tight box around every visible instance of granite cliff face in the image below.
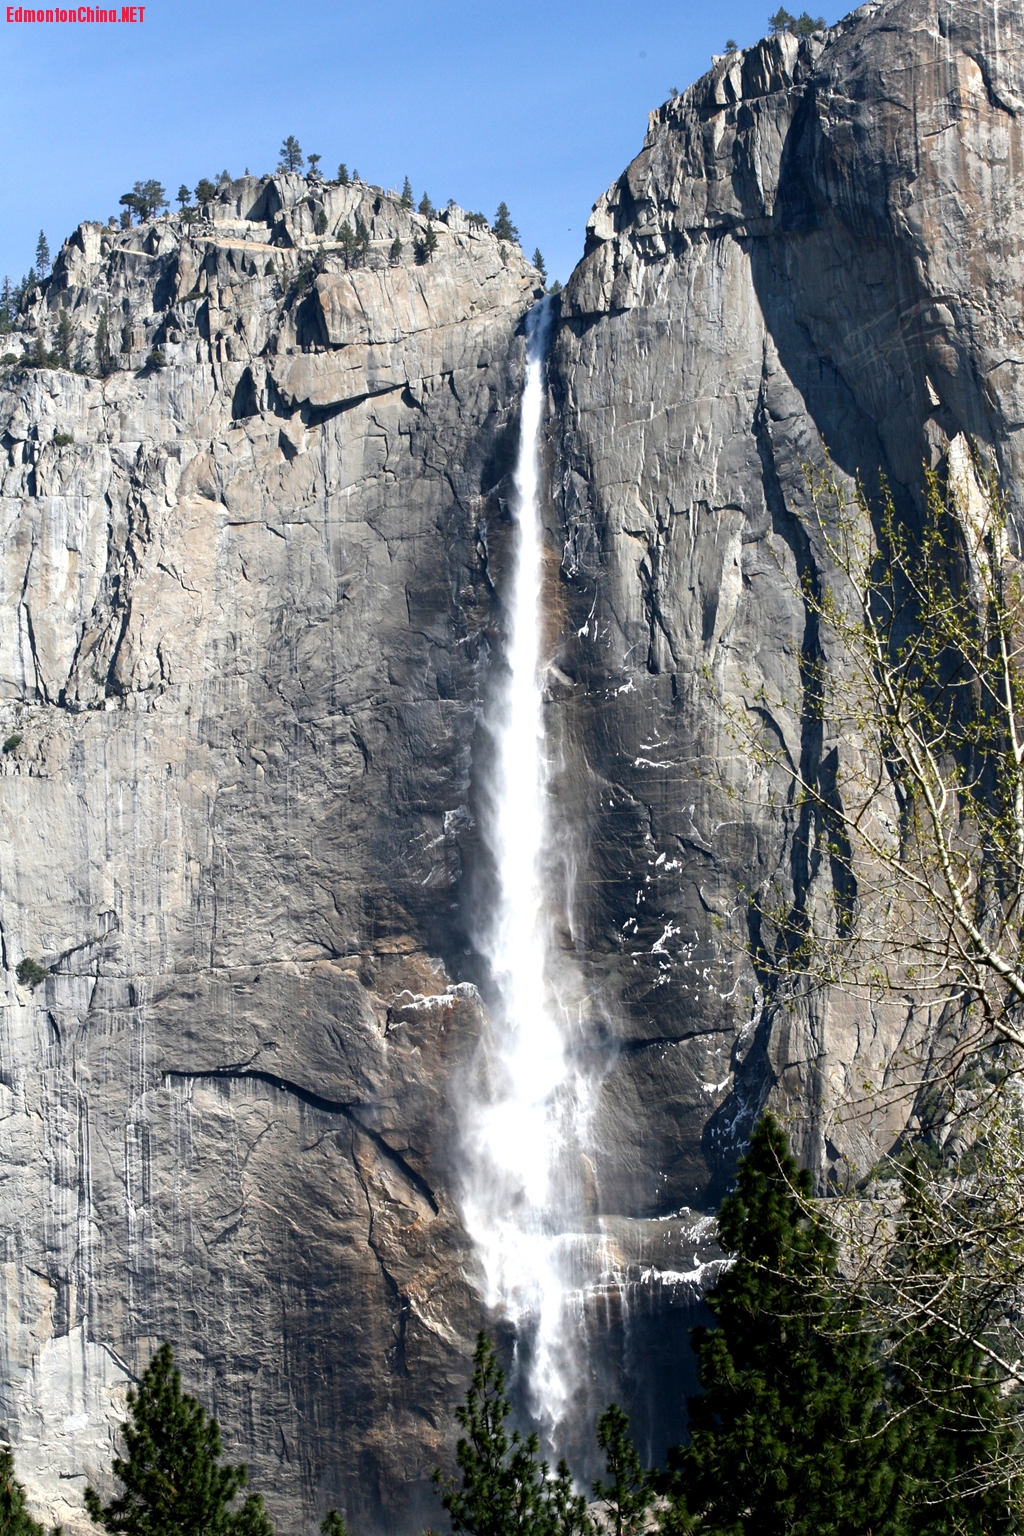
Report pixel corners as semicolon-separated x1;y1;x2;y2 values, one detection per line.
547;0;1024;1217
0;176;538;1530
2;0;1024;1526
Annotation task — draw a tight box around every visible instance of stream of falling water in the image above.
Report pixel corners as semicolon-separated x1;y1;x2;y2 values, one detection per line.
461;298;596;1439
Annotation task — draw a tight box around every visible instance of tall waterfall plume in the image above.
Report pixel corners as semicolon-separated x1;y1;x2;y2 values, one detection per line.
462;298;601;1440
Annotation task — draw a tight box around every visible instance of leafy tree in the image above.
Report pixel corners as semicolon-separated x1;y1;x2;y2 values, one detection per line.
493;202;519;242
726;451;1024;1447
278;135;303;173
176;184;191;209
532;248;547;281
0;1445;44;1536
434;1333;594;1536
195;179;217;208
54;309;74;370
418;192;435;217
400;176;413;208
84;1342;272;1536
34;231;50;279
664;1114;899;1536
886;1160;1020;1535
592;1406;651;1536
337;163;349;186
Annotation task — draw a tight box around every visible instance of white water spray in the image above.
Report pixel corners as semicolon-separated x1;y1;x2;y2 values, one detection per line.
462;299;594;1435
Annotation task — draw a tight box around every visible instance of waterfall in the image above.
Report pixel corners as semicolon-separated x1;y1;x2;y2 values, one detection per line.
461;297;594;1438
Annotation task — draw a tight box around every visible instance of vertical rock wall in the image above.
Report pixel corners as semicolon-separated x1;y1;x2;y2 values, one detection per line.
0;176;539;1531
3;0;1024;1523
547;0;1024;1217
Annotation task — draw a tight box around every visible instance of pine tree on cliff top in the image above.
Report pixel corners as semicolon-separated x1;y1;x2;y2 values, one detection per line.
492;201;518;242
84;1342;274;1536
664;1114;900;1536
33;231;50;280
277;135;303;173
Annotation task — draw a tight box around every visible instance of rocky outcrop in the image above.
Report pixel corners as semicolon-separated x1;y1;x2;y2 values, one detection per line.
0;175;539;1531
547;0;1024;1214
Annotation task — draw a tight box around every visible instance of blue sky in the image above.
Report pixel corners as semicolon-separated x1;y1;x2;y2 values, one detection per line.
1;0;841;288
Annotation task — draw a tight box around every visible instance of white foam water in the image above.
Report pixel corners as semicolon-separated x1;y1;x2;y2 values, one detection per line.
461;298;593;1436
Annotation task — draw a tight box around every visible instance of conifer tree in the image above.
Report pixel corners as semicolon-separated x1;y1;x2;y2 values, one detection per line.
533;248;547;282
119;181;167;222
664;1114;899;1536
278;136;303;173
34;231;50;279
493;202;518;242
195;179;217;209
768;7;796;31
414;222;438;264
400;176;413;208
84;1342;273;1536
389;235;402;264
307;152;322;177
337;221;356;267
95;306;114;377
418;192;435;217
0;1445;44;1536
176;184;191;209
54;308;74;370
433;1333;593;1536
593;1405;651;1536
337;163;349;186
